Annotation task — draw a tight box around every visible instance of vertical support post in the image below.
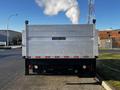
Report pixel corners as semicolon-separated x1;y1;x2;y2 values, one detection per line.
25;59;29;75
25;20;29;58
88;0;95;24
6;30;9;46
25;20;29;75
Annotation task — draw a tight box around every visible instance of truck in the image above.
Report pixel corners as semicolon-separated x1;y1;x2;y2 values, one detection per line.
22;20;98;77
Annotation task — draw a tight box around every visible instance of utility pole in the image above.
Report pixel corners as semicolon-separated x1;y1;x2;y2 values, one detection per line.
88;0;96;24
6;14;18;46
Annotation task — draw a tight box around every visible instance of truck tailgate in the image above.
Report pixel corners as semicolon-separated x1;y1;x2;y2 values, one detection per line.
22;24;98;59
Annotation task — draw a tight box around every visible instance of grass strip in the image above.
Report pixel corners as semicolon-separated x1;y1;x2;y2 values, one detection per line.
98;53;120;60
97;53;120;90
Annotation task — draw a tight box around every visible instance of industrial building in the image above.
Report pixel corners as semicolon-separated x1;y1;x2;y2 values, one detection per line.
99;30;120;48
0;30;22;46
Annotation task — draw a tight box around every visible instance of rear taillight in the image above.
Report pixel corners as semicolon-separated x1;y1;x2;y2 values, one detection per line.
29;65;33;69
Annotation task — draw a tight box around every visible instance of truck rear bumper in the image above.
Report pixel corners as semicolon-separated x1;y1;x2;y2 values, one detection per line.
25;58;96;77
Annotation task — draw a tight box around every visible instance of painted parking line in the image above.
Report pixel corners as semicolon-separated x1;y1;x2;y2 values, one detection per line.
103;64;120;73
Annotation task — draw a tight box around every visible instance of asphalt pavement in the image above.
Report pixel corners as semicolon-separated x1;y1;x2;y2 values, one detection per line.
0;49;24;89
0;49;105;90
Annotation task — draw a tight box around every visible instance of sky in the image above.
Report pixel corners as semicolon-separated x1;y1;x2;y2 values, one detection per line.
0;0;120;32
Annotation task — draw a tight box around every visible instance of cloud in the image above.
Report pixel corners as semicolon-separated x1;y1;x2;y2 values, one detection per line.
35;0;80;24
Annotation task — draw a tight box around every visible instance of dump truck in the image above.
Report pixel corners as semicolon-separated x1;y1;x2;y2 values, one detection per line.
22;20;98;77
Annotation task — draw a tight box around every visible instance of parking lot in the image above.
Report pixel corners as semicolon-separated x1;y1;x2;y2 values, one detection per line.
0;49;105;90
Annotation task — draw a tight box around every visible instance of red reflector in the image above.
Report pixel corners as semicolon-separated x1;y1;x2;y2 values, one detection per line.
29;65;32;69
55;56;60;58
74;56;79;58
35;56;41;59
45;56;51;58
64;56;69;58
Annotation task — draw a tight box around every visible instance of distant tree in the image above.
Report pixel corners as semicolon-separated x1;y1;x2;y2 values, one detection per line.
12;36;17;45
12;35;22;45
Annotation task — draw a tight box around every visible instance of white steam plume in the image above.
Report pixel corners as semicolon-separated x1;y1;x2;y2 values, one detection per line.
35;0;80;24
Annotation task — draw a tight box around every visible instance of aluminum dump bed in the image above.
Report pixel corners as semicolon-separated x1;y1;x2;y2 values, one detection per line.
22;24;98;59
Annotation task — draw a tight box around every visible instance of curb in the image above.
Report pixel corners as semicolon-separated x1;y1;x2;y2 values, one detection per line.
10;46;22;49
96;74;115;90
0;46;21;49
0;47;11;49
11;47;22;49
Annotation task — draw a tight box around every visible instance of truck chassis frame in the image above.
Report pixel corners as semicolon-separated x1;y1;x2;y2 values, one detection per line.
25;58;96;77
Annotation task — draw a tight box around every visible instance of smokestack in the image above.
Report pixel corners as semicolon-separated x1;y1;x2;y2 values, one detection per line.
35;0;80;24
